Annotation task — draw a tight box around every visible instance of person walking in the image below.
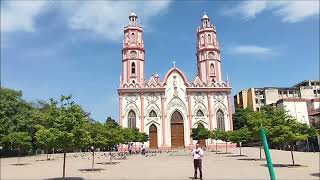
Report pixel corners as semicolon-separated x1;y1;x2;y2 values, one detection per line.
128;143;133;155
192;143;204;179
141;142;146;156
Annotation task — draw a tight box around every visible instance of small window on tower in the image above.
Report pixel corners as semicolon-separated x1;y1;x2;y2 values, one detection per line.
201;36;205;45
208;34;211;44
131;33;135;43
131;62;136;74
210;63;215;75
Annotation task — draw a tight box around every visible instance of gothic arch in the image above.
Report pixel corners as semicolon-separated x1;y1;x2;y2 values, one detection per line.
192;102;208;117
166;97;187;113
123;103;140;118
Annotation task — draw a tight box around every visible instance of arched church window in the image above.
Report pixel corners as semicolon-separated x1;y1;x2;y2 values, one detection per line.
131;33;135;43
210;63;215;75
217;110;225;131
149;110;157;117
128;110;136;129
201;36;205;45
131;62;136;74
196;109;204;117
208;34;211;44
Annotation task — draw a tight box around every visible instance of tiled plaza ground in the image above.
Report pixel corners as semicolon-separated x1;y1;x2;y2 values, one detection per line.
1;147;319;179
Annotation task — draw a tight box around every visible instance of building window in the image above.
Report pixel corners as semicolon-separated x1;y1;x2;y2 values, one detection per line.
216;110;225;131
210;63;215;75
131;62;136;74
201;52;205;60
128;110;136;129
131;33;135;43
208;34;211;44
149;110;157;117
201;36;205;45
196;109;204;116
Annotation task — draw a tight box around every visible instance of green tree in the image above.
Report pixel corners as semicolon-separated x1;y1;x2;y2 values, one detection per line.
35;127;57;160
228;127;251;156
0;88;35;149
211;129;224;154
220;131;231;153
105;117;119;128
232;108;253;130
36;95;90;178
191;126;211;147
2;132;32;165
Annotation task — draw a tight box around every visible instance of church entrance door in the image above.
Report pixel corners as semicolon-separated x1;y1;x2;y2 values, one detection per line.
171;111;184;148
149;124;158;149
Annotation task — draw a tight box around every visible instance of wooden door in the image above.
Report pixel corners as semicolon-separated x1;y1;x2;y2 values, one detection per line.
149;124;158;149
171;111;184;148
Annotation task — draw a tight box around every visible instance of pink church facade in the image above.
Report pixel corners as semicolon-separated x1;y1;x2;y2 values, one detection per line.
118;12;233;149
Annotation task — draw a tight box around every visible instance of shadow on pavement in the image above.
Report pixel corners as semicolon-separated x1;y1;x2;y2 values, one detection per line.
10;163;31;166
216;152;233;154
96;161;120;165
260;164;307;168
225;154;247;157
310;173;320;177
45;177;84;180
79;168;105;172
237;158;266;161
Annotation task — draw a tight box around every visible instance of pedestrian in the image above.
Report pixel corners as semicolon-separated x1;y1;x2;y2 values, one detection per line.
141;142;146;156
192;142;204;180
128;143;132;155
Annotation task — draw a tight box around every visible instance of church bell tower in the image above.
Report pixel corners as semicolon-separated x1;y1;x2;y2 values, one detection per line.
196;13;222;83
121;12;145;85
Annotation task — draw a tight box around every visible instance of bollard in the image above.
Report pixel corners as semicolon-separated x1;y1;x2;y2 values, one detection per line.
260;127;276;180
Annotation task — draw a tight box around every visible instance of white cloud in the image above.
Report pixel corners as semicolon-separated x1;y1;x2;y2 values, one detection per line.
223;0;319;23
68;1;170;41
0;1;171;41
228;45;273;55
1;1;48;32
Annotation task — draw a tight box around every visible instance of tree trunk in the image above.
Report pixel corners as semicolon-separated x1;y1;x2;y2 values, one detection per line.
63;151;66;179
92;151;94;171
259;143;262;160
109;149;112;163
46;149;49;160
225;142;228;153
291;145;295;166
18;148;20;165
215;139;218;154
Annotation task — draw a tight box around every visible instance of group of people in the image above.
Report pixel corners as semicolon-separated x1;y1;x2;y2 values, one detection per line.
127;142;147;155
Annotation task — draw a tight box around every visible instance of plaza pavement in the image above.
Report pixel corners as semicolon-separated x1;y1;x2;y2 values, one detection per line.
1;147;319;180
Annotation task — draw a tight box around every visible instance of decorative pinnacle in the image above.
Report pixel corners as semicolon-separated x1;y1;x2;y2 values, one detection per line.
172;61;176;68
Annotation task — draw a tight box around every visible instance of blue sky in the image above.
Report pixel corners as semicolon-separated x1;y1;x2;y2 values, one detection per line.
1;1;319;122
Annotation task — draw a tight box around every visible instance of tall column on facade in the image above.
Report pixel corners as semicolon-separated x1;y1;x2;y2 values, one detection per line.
161;93;166;147
227;92;233;131
119;93;123;127
207;93;212;130
187;94;193;145
140;93;144;132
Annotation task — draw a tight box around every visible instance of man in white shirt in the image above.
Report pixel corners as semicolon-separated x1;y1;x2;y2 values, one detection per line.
192;143;204;179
